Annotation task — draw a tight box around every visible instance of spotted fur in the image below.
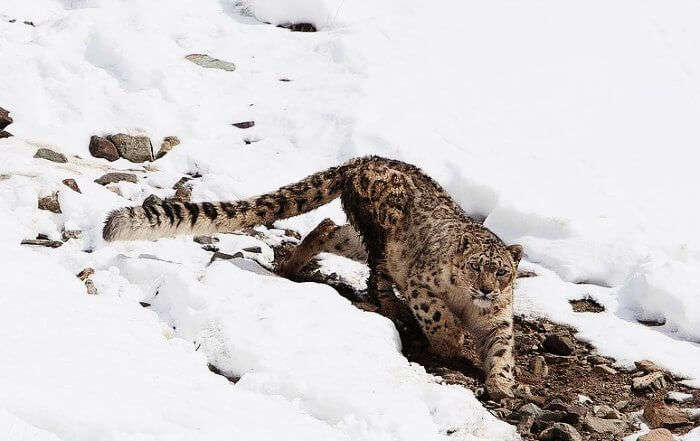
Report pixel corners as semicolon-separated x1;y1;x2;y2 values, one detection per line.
103;156;522;399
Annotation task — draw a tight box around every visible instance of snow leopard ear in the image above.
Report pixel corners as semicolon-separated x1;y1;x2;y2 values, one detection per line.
506;244;523;265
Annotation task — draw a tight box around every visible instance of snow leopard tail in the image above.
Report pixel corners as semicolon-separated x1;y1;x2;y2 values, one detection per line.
103;158;363;242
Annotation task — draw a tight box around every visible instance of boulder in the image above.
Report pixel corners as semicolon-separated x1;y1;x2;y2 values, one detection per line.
643;401;689;429
89;135;119;161
34;148;67;163
583;415;626;435
538;423;582;441
107;133;153;163
94;172;137;185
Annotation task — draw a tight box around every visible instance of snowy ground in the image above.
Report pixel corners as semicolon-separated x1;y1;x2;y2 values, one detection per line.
1;0;700;440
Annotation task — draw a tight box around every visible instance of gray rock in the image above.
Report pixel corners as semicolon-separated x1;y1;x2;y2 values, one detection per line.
538;423;581;441
94;172;138;185
543;334;575;356
38;193;61;213
0;106;12;130
516;414;535;434
193;235;219;245
34;148;67;163
89;135;119;161
519;403;543;417
614;400;629;410
583;415;626;435
107;133;153;163
594;404;624;420
186;54;236;72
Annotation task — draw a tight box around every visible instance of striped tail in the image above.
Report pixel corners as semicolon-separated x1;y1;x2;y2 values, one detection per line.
102;160;356;242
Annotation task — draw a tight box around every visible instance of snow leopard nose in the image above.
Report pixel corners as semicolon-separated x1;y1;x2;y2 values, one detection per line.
480;286;493;295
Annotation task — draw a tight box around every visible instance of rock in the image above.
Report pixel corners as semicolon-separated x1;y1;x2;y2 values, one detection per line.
594;404;624;420
545;399;587;425
530;356;549;377
0;130;12;138
62;229;81;241
588;354;614;365
636;360;665;373
94;172;138;185
583;415;626;435
519;403;543;417
0;106;12;129
21;238;63;248
538;423;582;441
243;246;262;253
89;135;119;161
106;185;123;196
185;54;236;72
666;391;693;403
34;147;67;163
577;394;593;404
193;235;219;245
516;414;535;434
277;22;317;32
543;334;575;356
77;268;95;281
594;364;618;375
232;121;255;129
155;136;180;159
142;194;164;206
638;428;675;441
107;133;154;163
62;178;81;193
633;372;667;392
38;193;61;213
643;401;689;429
85;279;98;295
614;400;629;410
174;186;191;202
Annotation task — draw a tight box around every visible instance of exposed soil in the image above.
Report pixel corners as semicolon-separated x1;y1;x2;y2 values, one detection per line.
267;238;700;440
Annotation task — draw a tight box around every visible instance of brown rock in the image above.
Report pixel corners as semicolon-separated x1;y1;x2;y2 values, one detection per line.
594;364;618;375
89;135;119;161
588;354;614;365
583;415;626;435
643;401;688;429
21;238;63;248
34;148;67;163
594;404;624;420
633;372;667;392
155;136;180;159
0;106;12;130
545;399;587;425
38;193;61;213
538;423;582;441
530;356;549;377
232;121;255;129
638;428;675;441
516;414;535;434
543;334;575;356
62;178;81;193
107;133;153;163
77;268;95;281
94;172;138;185
0;130;12;138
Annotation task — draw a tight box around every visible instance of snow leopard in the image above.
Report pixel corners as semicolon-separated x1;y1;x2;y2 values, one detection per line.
103;156;523;400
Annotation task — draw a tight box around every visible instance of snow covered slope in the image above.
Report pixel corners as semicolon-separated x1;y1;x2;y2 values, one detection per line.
1;0;700;439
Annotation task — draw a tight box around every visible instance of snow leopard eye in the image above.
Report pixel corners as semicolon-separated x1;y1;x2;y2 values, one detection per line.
470;262;480;271
496;269;507;277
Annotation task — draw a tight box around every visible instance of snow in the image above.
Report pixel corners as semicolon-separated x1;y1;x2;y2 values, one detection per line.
2;0;700;438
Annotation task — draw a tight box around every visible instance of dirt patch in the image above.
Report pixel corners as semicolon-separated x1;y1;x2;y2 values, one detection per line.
268;239;700;440
570;297;605;313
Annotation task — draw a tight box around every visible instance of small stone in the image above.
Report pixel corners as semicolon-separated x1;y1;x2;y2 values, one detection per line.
594;404;624;420
545;399;587;425
686;408;700;422
174;186;191;202
638;428;675;441
142;194;164;207
583;415;626;435
0;106;12;130
516;414;535;434
38;193;61;213
155;136;180;159
107;133;153;163
636;360;665;373
588;354;614;365
186;54;236;72
519;403;543;417
530;356;549;377
594;364;618;375
643;401;689;429
34;148;67;163
666;391;693;403
62;178;81;193
232;121;255;129
633;372;667;392
21;238;63;248
94;172;138;185
243;246;262;253
614;400;629;410
0;130;12;138
85;279;98;295
543;334;575;356
538;422;582;441
62;229;81;241
106;185;123;196
88;135;119;161
277;22;317;32
77;268;95;281
193;235;219;245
